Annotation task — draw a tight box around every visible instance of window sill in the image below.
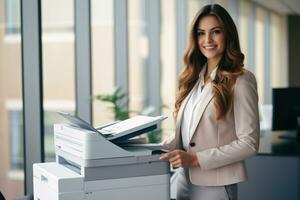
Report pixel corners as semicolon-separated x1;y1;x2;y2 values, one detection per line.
8;170;24;180
3;32;74;44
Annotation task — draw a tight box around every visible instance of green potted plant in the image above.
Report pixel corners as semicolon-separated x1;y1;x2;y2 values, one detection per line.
94;87;166;143
94;87;129;120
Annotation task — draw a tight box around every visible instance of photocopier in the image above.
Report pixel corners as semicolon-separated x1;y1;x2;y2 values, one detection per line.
33;113;170;200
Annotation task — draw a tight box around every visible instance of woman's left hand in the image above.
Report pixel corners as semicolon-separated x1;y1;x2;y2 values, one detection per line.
159;149;200;168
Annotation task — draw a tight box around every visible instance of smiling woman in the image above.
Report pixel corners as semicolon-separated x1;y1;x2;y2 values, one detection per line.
161;4;259;200
197;16;225;68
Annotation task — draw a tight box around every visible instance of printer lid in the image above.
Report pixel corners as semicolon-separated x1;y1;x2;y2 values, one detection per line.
57;111;166;144
57;111;103;134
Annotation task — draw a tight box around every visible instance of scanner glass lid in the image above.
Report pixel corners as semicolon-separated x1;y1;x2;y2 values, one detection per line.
57;111;101;134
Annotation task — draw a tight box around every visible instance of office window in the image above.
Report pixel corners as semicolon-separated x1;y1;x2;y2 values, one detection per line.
255;6;266;104
239;0;251;68
41;0;73;34
91;0;115;125
270;13;288;88
128;0;147;114
4;0;21;34
161;0;176;139
187;0;202;31
0;0;24;199
6;104;23;171
41;0;76;162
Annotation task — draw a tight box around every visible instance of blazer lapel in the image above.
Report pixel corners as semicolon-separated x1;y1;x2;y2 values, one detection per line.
189;85;214;140
175;80;200;136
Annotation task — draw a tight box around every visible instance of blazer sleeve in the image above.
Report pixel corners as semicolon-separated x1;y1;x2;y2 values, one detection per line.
196;71;260;170
161;134;177;151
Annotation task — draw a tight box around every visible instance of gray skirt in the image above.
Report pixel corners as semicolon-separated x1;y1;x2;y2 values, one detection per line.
176;168;237;200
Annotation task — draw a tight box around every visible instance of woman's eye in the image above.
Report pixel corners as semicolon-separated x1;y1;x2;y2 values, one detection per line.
212;30;221;35
197;32;205;36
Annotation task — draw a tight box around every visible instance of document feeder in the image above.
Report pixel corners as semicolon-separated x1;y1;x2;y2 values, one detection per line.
101;115;162;133
56;111;166;144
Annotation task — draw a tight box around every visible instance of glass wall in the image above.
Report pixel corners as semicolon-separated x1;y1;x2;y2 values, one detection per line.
161;0;176;139
91;0;115;126
254;6;266;103
239;0;251;68
187;0;202;31
0;0;24;199
270;13;288;88
128;0;147;115
41;0;76;162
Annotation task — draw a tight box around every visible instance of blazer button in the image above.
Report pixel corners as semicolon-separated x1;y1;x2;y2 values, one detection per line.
190;142;195;147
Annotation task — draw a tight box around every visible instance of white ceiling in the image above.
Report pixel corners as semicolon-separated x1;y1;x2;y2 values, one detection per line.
252;0;300;15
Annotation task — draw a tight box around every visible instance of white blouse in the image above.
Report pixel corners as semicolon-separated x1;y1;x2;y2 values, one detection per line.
181;65;218;150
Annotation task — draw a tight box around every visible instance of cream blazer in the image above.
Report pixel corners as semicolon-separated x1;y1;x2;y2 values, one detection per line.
162;70;260;186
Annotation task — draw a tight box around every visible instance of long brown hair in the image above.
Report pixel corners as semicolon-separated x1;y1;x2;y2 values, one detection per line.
175;4;245;120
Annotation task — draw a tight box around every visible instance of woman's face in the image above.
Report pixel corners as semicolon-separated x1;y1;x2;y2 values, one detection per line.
197;15;225;63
